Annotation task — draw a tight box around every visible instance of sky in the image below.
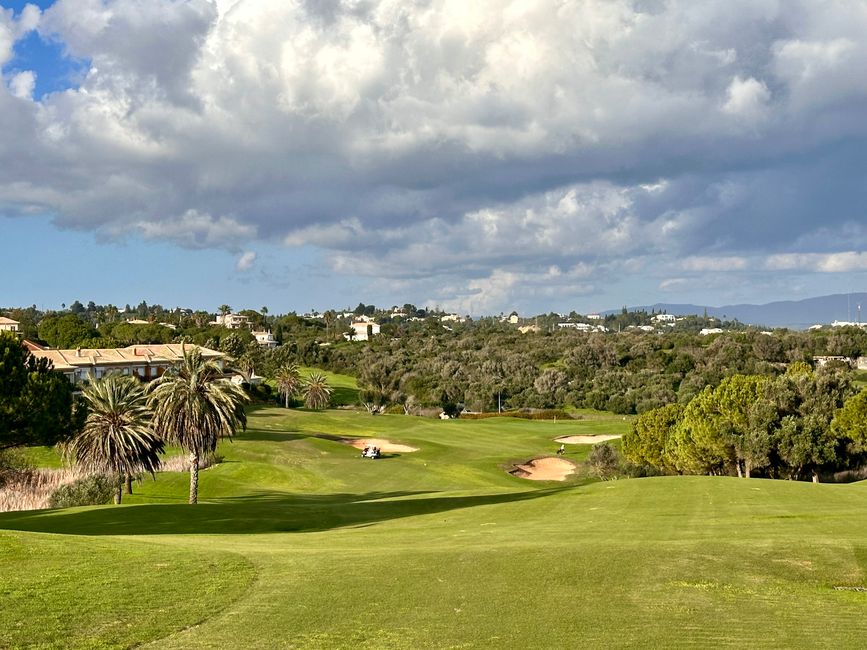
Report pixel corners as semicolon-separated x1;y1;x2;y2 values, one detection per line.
1;0;867;316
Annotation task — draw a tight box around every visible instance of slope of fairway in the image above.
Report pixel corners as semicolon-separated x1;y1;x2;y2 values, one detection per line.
2;408;867;648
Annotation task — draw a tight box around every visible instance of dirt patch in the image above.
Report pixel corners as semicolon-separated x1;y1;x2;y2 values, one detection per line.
555;434;622;445
509;457;576;481
338;437;419;453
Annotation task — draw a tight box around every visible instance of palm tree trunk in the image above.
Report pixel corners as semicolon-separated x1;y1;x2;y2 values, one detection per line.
125;473;133;494
189;452;199;504
114;475;123;504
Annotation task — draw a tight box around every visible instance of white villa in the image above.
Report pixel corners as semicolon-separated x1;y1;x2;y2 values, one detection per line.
253;330;278;348
557;322;608;333
0;317;20;333
344;321;381;341
699;328;724;336
211;313;250;329
29;343;224;385
652;314;677;323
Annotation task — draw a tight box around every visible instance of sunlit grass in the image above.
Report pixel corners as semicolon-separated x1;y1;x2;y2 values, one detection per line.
2;407;866;648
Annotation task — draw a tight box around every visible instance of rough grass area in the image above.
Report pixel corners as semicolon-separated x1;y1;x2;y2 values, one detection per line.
2;407;866;648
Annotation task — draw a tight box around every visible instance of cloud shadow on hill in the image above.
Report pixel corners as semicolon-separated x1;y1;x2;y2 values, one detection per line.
0;486;573;537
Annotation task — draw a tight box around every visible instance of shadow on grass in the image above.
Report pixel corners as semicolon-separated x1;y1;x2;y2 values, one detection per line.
0;486;573;537
235;429;311;443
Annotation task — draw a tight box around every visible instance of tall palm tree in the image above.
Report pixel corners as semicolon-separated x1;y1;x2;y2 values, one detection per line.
302;372;332;410
275;363;301;408
148;347;248;504
66;374;164;505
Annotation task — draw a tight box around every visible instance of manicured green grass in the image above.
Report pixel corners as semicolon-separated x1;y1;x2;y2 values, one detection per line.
298;366;360;406
2;408;867;648
14;445;64;468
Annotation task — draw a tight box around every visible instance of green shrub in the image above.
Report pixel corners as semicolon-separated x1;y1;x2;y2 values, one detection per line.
587;442;621;480
49;474;116;508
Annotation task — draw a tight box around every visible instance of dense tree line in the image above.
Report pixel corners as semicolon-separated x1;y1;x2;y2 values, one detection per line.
623;365;867;482
7;301;867;418
331;326;867;416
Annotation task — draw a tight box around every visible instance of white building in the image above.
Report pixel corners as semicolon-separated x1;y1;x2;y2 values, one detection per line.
441;313;464;323
0;317;20;333
831;320;867;329
586;314;603;320
699;328;724;336
558;322;607;332
344;321;381;341
252;331;278;348
652;314;677;323
211;313;250;329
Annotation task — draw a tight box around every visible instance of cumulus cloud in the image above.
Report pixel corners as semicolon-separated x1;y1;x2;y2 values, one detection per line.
722;76;770;121
1;0;866;311
130;210;256;249
8;70;35;100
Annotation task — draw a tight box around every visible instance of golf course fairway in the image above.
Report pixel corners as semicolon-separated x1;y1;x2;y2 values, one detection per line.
2;407;866;648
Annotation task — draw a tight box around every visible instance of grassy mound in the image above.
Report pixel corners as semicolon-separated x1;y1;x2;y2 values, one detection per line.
2;408;866;648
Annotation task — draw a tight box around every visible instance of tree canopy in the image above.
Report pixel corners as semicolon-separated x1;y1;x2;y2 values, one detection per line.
0;332;81;451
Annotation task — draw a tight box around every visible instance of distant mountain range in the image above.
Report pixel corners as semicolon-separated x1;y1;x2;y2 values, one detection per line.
608;293;867;329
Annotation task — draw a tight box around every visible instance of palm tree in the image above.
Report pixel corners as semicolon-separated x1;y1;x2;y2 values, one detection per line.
302;372;332;410
148;347;248;504
275;363;301;408
66;374;164;505
219;304;231;316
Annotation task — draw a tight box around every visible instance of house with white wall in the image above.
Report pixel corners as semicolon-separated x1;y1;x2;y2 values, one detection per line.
211;313;250;329
0;317;19;333
253;331;277;348
344;321;381;341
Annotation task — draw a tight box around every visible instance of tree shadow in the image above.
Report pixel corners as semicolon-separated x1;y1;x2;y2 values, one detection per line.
0;486;574;537
234;430;311;443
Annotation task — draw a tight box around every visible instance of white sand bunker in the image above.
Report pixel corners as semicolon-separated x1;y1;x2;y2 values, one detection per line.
555;434;622;445
510;457;576;481
340;437;418;453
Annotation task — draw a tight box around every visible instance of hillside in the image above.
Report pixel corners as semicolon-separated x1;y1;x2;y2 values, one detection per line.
612;292;867;329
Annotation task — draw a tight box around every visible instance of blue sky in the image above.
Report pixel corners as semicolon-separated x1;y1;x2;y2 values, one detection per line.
2;1;867;316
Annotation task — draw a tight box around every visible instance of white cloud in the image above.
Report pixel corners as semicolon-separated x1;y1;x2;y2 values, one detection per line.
765;252;867;273
0;0;866;312
723;76;770;120
8;70;35;100
131;210;256;250
236;250;257;271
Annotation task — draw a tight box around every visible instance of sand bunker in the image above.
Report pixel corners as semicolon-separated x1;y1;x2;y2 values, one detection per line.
509;457;576;481
555;434;622;445
340;437;418;453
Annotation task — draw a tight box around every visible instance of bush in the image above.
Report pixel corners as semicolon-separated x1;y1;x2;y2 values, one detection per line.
0;449;32;488
587;443;621;480
48;474;116;508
